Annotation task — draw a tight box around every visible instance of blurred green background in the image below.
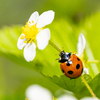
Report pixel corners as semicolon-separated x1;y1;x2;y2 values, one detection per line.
1;0;100;100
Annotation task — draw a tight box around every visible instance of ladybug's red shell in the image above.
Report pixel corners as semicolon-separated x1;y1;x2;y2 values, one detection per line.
60;54;83;79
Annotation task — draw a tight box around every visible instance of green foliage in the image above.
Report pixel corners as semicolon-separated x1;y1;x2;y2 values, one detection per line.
48;74;100;98
0;13;100;98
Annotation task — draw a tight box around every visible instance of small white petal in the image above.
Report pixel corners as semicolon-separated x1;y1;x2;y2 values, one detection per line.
83;68;89;74
81;97;94;100
17;33;26;50
37;10;55;28
58;94;77;100
24;42;36;62
77;33;86;56
36;28;50;50
28;11;39;25
25;84;52;100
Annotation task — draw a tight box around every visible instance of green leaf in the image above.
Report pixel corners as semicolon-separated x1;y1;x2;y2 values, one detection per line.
47;74;91;94
47;74;100;98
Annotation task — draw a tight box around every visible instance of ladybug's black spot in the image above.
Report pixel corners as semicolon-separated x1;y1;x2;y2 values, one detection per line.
68;70;73;74
62;69;65;73
77;57;80;61
76;64;80;69
67;63;70;66
81;68;83;73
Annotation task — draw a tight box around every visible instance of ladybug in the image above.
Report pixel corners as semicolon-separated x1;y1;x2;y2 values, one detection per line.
59;51;83;79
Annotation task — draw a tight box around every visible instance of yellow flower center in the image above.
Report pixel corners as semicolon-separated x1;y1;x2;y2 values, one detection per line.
20;21;39;43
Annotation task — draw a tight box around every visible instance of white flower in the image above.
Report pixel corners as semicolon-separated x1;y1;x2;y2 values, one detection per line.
25;84;52;100
25;85;95;100
77;33;89;74
77;33;86;56
17;10;55;62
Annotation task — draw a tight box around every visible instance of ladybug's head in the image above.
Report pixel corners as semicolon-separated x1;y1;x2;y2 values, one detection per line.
59;51;71;63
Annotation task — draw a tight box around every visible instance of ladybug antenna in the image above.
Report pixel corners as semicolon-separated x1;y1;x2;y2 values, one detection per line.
55;53;59;55
55;58;59;61
62;47;64;50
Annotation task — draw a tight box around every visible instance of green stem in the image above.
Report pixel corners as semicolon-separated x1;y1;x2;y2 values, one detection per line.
49;40;62;52
81;76;99;100
87;60;100;63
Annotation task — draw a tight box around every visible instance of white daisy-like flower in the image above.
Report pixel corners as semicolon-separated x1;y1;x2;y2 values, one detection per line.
17;10;55;62
25;84;95;100
25;84;52;100
77;33;89;74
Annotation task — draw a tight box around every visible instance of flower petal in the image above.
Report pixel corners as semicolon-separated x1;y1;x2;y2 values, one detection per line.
25;84;52;100
36;10;55;28
24;42;36;62
83;68;89;75
77;33;86;56
17;33;26;50
28;11;39;25
36;28;50;50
